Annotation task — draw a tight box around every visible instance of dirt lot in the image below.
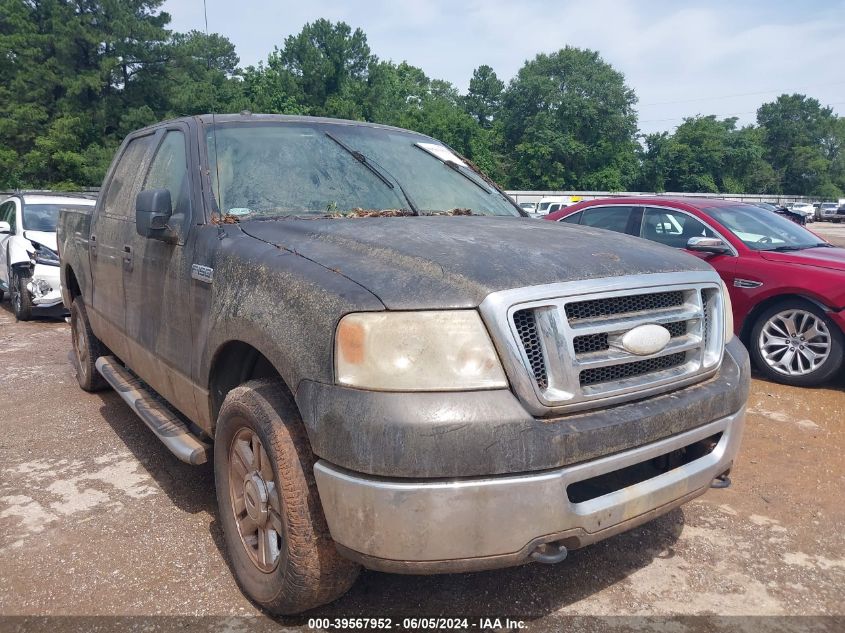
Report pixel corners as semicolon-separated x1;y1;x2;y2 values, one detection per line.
2;227;845;632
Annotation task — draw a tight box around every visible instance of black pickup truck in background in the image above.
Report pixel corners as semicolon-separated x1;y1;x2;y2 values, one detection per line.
58;114;750;614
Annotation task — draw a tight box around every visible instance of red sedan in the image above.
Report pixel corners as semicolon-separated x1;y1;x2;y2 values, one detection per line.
546;197;845;386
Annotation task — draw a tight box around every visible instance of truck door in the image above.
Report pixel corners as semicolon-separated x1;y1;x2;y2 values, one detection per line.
89;133;155;359
122;125;201;422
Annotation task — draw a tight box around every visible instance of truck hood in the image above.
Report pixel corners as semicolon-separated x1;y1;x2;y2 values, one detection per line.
760;246;845;272
22;230;57;251
239;216;714;309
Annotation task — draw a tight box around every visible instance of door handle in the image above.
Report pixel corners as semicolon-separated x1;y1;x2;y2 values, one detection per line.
90;234;97;258
122;245;133;272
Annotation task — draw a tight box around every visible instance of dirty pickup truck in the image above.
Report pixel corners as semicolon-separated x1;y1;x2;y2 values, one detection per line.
58;114;750;614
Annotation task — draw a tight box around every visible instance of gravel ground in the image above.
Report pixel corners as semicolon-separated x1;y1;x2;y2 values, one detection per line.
1;230;844;632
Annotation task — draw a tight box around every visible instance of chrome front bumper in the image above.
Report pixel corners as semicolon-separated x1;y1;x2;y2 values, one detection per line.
314;407;745;573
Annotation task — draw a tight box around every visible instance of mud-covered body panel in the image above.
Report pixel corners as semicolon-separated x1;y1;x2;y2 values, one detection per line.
197;224;384;415
239;216;713;309
297;338;749;478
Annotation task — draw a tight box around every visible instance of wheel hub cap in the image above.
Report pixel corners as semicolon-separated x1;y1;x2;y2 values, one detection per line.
228;427;284;572
759;309;831;377
243;472;269;527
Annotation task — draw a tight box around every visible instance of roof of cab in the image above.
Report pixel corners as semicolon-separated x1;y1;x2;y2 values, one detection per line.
141;113;433;139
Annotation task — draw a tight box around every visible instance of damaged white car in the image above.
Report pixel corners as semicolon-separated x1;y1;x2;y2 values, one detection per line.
0;192;96;320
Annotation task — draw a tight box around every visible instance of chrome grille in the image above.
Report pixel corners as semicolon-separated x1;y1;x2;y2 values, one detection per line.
479;272;726;416
566;291;684;321
513;309;548;389
573;332;609;355
580;352;688;386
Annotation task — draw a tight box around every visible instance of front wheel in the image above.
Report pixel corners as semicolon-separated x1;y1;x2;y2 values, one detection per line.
10;267;34;321
749;299;844;386
214;379;359;614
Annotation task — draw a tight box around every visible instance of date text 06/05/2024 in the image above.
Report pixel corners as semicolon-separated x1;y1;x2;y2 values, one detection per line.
306;617;527;629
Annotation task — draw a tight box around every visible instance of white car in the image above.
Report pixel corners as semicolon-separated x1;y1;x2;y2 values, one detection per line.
791;202;815;222
0;192;96;320
518;201;536;213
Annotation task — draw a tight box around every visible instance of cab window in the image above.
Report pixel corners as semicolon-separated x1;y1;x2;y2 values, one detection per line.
144;130;191;230
580;206;637;234
103;135;154;219
641;207;715;249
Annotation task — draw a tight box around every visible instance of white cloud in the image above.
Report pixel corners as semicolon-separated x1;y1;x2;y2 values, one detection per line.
163;0;845;133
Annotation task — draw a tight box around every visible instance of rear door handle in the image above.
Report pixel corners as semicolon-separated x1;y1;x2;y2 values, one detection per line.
122;245;133;272
90;234;97;258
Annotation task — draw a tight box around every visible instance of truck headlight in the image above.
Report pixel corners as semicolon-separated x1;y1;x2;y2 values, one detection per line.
335;311;508;391
720;279;734;342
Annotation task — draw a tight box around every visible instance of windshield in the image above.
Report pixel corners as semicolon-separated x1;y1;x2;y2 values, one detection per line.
22;204;90;232
205;122;519;219
822;203;837;209
703;204;827;251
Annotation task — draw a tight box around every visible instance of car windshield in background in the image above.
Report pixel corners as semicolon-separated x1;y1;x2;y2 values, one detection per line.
205;122;519;219
22;204;89;232
703;204;827;251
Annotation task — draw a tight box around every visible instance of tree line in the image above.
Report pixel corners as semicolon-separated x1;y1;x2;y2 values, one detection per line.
1;1;843;198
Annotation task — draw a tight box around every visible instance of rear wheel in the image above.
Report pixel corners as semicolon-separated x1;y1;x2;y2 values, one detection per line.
70;297;108;391
214;379;359;614
750;299;844;386
10;267;34;321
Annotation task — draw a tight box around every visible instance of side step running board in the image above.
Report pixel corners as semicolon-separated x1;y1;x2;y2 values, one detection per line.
95;356;210;465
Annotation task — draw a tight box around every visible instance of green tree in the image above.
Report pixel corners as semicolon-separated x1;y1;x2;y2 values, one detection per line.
164;30;247;116
464;65;504;128
757;94;843;196
500;47;639;190
0;0;172;187
267;19;373;117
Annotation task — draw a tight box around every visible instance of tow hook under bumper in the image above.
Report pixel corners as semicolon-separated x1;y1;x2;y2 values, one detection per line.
529;542;569;564
711;470;732;489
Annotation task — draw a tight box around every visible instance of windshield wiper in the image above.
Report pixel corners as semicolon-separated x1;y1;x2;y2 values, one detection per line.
325;132;419;215
767;245;806;252
413;144;493;194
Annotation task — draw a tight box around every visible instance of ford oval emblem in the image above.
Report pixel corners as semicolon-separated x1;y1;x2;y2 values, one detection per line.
620;324;671;356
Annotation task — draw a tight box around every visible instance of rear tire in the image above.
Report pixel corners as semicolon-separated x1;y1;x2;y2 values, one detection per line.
11;267;34;321
70;297;108;392
749;299;844;387
214;379;359;614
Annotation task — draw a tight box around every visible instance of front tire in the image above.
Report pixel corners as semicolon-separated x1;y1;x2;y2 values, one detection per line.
11;267;34;321
749;299;844;386
70;297;108;391
214;379;359;614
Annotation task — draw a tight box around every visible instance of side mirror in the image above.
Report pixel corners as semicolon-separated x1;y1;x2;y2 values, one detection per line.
687;236;731;255
136;189;172;239
0;221;10;234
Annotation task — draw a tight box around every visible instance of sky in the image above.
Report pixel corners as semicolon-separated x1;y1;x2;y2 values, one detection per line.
162;0;845;134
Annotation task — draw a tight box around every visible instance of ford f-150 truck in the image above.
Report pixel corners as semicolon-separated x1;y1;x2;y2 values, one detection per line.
58;114;749;614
